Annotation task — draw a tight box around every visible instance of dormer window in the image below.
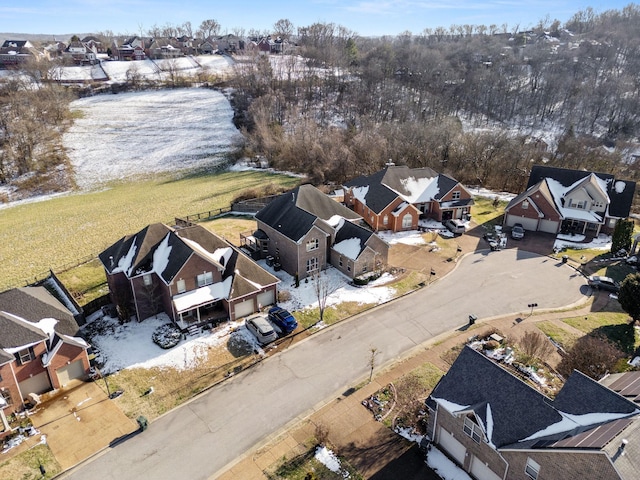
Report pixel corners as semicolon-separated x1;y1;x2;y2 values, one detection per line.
452;191;461;200
463;415;482;443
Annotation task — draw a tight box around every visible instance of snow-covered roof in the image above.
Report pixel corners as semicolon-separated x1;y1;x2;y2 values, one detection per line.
173;277;233;313
333;238;362;261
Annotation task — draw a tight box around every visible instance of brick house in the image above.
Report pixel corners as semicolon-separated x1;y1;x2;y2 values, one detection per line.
252;185;389;280
344;165;474;232
0;287;89;437
99;223;279;328
504;166;636;235
426;346;640;480
0;40;42;68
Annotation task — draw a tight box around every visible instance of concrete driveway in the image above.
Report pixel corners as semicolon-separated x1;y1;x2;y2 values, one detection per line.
32;381;137;470
61;249;587;480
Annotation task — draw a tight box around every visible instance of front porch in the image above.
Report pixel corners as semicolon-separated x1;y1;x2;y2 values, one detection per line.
560;218;602;236
175;302;228;332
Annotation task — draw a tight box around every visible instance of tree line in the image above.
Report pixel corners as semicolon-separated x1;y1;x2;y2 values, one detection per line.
230;4;640;202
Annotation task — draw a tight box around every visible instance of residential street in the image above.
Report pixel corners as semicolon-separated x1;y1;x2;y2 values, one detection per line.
61;249;588;480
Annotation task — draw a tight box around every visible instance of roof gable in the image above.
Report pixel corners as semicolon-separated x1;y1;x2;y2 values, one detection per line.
332;220;375;261
0;287;79;337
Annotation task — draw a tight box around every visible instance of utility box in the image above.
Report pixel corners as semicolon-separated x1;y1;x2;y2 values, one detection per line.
137;416;148;431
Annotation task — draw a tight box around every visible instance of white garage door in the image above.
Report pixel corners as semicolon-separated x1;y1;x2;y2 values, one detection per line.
505;215;538;231
471;455;502;480
539;219;559;234
19;372;51;396
438;427;466;465
257;290;275;309
56;360;86;386
233;299;255;320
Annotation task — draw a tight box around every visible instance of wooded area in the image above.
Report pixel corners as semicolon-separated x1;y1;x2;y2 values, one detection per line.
1;4;640;205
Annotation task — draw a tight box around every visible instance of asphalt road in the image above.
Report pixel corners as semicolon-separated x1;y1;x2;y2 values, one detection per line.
61;249;588;480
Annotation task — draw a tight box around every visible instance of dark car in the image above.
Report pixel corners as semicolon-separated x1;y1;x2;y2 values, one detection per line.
511;223;525;240
587;275;620;293
268;306;298;335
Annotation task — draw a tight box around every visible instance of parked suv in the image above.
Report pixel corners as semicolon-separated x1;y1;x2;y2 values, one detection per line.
587;275;620;293
444;218;466;235
268;306;298;335
245;314;278;345
511;223;525;240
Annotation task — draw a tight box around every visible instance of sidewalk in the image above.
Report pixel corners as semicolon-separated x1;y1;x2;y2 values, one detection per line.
216;290;607;480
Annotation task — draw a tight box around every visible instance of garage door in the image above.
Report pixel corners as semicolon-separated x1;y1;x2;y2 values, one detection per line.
257;290;275;309
471;455;502;480
438;427;466;465
539;219;559;234
505;215;538;231
19;372;51;396
233;299;255;320
56;360;86;386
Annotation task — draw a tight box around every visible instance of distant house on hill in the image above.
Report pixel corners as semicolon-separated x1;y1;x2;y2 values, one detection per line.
504;166;636;235
0;40;41;68
427;346;640;480
249;185;388;280
343;165;474;232
99;223;279;328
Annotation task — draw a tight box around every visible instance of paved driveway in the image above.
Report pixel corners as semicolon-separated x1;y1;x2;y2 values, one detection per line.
61;249;587;480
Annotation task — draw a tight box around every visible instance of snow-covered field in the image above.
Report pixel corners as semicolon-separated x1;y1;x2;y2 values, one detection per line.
63;88;242;189
88;265;396;374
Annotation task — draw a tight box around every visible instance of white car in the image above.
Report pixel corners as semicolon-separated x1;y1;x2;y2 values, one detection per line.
245;314;278;345
444;219;466;235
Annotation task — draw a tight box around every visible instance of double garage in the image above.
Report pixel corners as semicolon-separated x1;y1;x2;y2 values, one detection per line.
18;360;87;397
504;214;559;234
232;289;276;320
438;427;502;480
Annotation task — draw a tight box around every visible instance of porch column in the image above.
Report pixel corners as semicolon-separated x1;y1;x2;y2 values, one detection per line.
0;409;9;432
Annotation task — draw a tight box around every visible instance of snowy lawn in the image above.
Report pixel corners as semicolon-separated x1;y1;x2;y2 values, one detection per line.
83;265;397;375
553;233;612;251
64;88;242;189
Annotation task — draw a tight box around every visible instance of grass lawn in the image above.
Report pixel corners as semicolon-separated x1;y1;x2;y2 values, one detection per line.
470;196;507;231
536;321;581;350
0;170;299;292
268;444;363;480
562;310;638;354
0;444;61;480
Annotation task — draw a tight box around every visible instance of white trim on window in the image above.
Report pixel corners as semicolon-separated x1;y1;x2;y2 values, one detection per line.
463;416;482;443
525;458;540;480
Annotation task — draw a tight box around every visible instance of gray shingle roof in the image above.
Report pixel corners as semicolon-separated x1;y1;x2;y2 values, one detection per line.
333;220;374;260
527;165;635;219
430;346;640;450
256;185;360;242
0;311;47;350
0;287;80;336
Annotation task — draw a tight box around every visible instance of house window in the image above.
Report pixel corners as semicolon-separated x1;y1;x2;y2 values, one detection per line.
463;416;482;443
339;257;343;267
306;238;319;252
402;214;412;229
1;388;11;405
452;191;461;200
197;271;213;287
383;215;389;226
593;201;603;209
525;458;540;480
16;347;35;365
522;200;529;209
362;265;367;273
143;274;152;286
176;279;186;294
576;201;586;209
306;257;318;273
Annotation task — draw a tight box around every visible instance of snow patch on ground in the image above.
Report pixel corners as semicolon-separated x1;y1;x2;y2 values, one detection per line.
377;230;426;246
314;445;343;473
553;233;612;251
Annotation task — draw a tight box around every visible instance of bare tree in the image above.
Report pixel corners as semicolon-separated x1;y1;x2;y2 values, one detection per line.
518;331;555;363
310;270;344;324
557;335;624;380
273;18;294;40
198;19;220;39
368;347;379;383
